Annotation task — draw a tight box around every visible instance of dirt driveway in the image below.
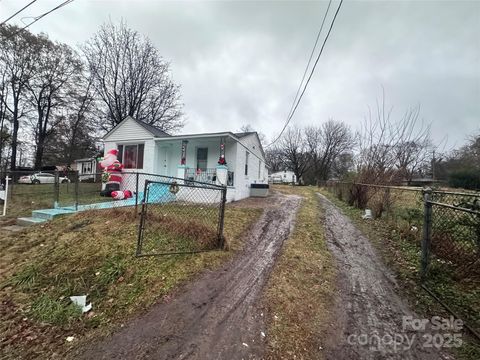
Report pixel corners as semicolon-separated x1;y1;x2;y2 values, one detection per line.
76;192;301;360
318;193;453;360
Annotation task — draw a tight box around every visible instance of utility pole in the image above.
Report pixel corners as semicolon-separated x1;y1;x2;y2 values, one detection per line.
432;150;436;181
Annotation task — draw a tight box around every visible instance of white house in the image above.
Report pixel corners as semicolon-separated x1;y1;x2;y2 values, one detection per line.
74;158;101;181
102;116;268;202
269;170;296;184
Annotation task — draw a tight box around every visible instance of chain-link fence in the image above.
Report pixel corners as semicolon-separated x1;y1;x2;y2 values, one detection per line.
322;181;480;339
422;190;480;336
1;170;228;257
0;170;224;219
0;170;58;220
137;179;227;256
323;181;425;240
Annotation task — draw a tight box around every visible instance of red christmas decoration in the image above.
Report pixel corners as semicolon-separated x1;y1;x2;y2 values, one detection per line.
218;156;226;165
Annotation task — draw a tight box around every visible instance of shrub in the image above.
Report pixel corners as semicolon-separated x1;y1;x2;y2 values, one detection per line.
448;169;480;190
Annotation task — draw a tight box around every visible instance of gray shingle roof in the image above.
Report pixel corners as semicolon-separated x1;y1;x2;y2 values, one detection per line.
233;131;256;138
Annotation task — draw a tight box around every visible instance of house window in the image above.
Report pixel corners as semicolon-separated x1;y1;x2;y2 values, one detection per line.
258;160;261;178
118;145;123;163
196;147;208;171
82;162;92;174
245;151;249;175
120;144;144;169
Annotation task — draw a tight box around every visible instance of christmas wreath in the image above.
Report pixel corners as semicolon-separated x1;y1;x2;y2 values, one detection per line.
169;181;180;194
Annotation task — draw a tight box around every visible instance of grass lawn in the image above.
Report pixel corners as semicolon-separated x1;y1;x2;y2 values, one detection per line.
319;188;480;360
263;185;336;359
0;202;262;359
1;183;102;224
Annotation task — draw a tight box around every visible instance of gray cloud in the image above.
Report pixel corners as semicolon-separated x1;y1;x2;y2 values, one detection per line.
1;0;478;148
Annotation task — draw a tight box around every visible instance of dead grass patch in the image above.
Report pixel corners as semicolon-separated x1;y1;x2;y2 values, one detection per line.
263;186;336;359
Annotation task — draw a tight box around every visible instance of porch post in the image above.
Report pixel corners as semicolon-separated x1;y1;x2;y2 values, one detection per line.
218;137;226;165
216;137;228;186
180;140;188;166
177;140;188;182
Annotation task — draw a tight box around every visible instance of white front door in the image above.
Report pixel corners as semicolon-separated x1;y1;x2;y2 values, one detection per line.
159;147;169;176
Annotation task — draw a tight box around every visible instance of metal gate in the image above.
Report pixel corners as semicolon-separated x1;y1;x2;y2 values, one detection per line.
136;179;227;256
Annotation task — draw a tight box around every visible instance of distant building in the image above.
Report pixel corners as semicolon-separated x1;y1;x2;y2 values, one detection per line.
269;170;296;184
74;158;102;181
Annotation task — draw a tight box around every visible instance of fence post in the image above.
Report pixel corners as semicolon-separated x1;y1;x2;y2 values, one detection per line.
218;187;227;248
54;170;59;208
135;172;139;216
74;171;79;211
421;187;433;281
2;175;9;216
136;180;151;256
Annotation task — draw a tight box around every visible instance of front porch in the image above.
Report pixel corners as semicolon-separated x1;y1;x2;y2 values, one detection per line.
153;135;237;188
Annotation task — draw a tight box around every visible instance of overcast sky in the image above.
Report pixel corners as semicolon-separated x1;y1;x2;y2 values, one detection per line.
1;0;479;149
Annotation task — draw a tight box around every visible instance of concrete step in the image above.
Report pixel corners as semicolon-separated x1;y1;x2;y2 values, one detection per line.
31;208;76;220
17;217;47;227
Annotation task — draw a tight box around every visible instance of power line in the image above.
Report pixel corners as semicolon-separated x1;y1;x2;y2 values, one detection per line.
285;0;332;126
266;0;344;148
0;0;38;26
3;0;74;40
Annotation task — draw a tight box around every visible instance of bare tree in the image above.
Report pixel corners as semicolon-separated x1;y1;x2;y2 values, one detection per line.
331;152;354;179
26;37;83;169
277;126;309;184
43;74;100;166
0;25;40;170
305;119;354;182
356;92;432;184
83;20;184;132
0;63;9;170
265;147;284;173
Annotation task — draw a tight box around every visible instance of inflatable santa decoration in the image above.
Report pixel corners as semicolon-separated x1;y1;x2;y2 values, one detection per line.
99;149;132;199
111;190;133;200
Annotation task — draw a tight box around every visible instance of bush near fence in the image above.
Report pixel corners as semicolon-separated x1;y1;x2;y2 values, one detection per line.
324;181;425;236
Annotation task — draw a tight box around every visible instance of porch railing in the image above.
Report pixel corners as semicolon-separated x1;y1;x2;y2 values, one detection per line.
185;168;216;184
185;168;234;186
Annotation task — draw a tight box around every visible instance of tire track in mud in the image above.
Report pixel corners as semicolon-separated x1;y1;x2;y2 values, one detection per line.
318;193;453;360
77;193;301;360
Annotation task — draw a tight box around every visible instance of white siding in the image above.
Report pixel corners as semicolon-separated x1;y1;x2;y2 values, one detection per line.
233;134;268;201
104;117;154;142
104;139;156;174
